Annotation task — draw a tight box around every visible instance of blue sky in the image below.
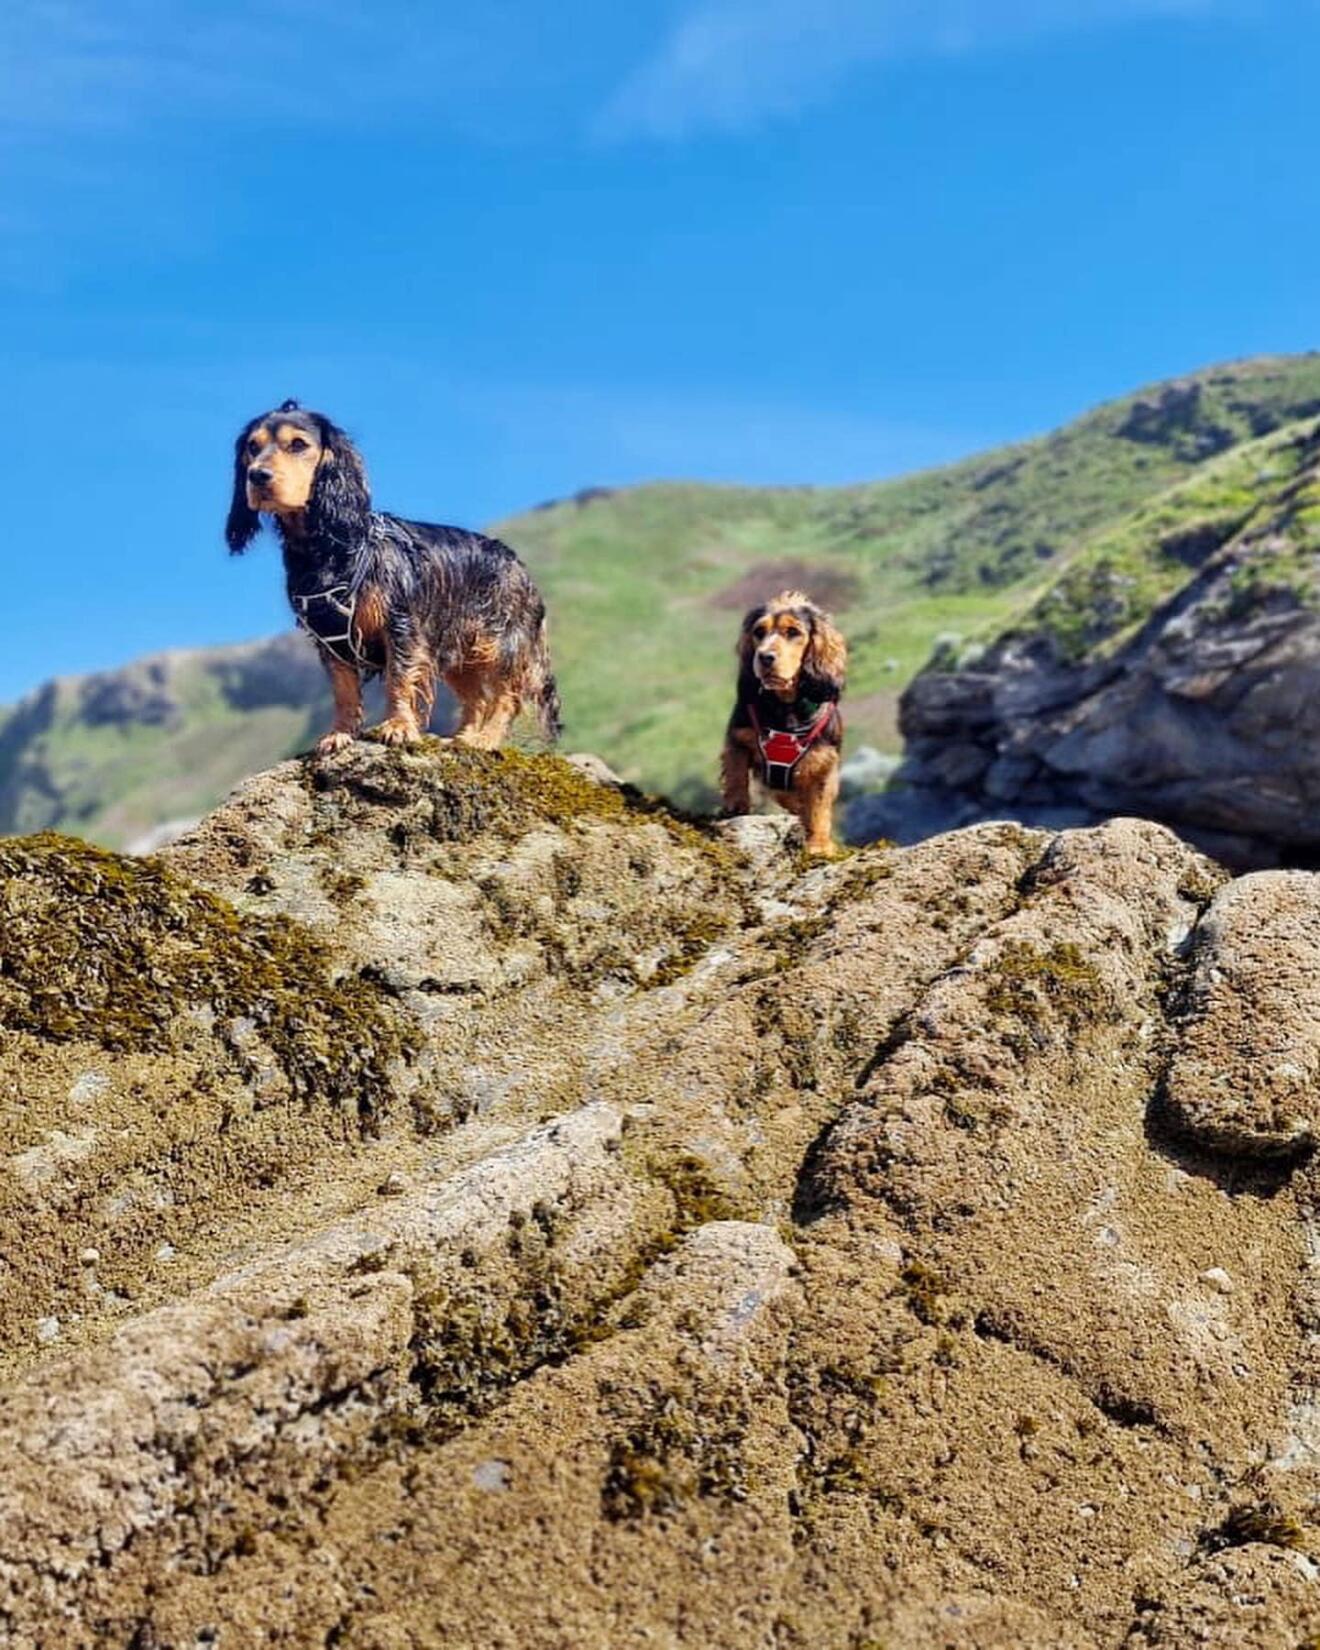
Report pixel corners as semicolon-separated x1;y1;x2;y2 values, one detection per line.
2;0;1319;699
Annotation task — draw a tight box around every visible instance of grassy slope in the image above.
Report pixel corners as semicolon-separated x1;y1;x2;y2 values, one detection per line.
497;354;1320;802
988;417;1320;665
71;699;320;845
0;651;327;848
8;352;1320;843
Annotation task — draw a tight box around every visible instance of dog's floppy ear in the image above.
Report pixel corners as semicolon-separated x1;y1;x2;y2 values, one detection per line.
801;604;847;701
736;604;765;694
225;421;261;554
305;417;371;546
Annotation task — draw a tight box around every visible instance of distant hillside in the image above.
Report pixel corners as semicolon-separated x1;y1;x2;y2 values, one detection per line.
0;636;333;849
6;352;1320;846
862;401;1320;867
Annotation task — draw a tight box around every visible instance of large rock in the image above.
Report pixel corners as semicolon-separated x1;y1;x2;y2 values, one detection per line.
2;746;1320;1644
864;417;1320;869
1162;872;1320;1157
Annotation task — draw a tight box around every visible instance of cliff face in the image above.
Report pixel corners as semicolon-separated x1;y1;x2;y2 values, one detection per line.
857;415;1320;869
2;742;1320;1645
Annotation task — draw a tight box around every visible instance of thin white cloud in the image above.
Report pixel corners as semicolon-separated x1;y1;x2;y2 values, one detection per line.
0;0;612;284
598;0;1231;140
0;0;563;287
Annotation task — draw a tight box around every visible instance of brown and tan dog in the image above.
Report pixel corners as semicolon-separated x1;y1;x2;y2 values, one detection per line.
720;589;847;855
226;401;560;754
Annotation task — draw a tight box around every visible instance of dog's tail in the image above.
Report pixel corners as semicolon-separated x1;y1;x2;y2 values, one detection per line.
529;611;563;745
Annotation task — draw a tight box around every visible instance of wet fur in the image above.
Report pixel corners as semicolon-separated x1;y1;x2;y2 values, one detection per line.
226;401;560;752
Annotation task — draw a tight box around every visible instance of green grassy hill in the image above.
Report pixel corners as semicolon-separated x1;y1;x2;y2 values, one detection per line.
882;399;1320;865
968;412;1320;666
499;354;1320;802
6;352;1320;845
0;637;333;849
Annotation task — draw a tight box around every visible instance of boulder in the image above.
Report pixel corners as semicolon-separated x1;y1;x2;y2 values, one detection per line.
1;747;1320;1644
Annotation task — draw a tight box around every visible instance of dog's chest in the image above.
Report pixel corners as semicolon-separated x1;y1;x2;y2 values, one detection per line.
288;573;387;674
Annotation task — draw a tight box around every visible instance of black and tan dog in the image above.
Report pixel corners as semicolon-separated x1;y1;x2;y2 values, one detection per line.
720;590;847;855
226;400;560;754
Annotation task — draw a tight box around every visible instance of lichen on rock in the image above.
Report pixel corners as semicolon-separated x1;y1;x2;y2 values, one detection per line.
0;763;1318;1647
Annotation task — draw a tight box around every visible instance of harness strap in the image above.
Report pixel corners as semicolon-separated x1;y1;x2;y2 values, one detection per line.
292;516;409;673
746;700;836;790
294;582;373;672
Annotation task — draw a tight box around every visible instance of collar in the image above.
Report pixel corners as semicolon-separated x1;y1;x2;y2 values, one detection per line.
747;686;829;734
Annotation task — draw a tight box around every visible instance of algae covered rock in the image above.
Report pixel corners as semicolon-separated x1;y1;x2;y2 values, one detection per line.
0;830;406;1115
2;749;1320;1646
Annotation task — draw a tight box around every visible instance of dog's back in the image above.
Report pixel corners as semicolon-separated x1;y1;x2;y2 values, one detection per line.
372;516;559;740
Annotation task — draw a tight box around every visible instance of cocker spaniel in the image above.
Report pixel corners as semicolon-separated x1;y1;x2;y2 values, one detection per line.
225;400;560;754
720;589;847;855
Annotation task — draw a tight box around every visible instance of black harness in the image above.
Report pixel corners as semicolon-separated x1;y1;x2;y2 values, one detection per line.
744;697;838;790
290;516;408;675
293;582;376;672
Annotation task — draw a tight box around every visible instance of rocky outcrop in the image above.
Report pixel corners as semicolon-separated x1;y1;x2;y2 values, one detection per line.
856;417;1320;869
3;744;1320;1645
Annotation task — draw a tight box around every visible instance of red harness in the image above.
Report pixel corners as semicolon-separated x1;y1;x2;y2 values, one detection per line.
746;700;836;790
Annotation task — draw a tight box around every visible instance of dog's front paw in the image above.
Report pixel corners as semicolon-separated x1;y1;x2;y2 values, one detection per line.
371;717;422;747
316;729;356;756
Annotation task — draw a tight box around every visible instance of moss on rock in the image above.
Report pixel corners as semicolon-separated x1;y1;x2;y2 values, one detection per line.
984;939;1111;1030
601;1380;753;1521
317;741;739;865
0;832;409;1123
1207;1501;1309;1555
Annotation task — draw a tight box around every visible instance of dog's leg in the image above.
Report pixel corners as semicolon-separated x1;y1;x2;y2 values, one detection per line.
446;668;485;744
372;625;430;747
317;658;363;755
446;668;520;750
720;740;753;815
460;688;521;751
800;764;840;856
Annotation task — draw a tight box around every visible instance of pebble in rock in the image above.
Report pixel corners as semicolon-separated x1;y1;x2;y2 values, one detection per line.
471;1459;512;1492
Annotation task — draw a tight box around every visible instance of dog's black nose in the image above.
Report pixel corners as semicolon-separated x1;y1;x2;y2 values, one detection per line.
757;648;777;665
248;467;272;488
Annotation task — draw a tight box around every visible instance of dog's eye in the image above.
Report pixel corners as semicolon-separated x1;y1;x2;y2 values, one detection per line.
246;438;261;456
288;437;309;453
784;627;803;640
